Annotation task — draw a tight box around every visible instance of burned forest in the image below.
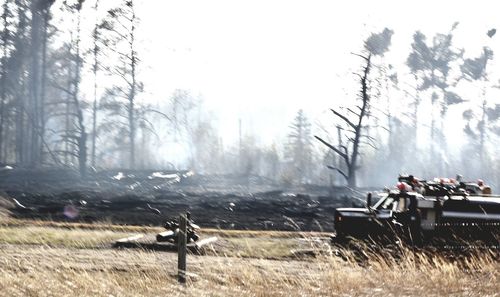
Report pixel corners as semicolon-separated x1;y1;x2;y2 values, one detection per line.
0;1;499;296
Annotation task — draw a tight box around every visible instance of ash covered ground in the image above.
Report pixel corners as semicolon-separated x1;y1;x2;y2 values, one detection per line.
0;168;368;231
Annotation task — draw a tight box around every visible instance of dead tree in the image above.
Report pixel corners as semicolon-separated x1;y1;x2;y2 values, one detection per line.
28;0;42;166
315;54;373;188
90;0;101;168
67;0;87;177
38;0;55;164
48;0;87;176
99;0;141;169
0;0;12;163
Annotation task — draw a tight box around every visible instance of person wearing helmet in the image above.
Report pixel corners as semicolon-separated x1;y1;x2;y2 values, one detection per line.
397;182;412;192
478;179;492;195
409;176;424;194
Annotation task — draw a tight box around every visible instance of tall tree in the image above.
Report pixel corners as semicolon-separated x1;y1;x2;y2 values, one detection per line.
38;0;55;164
315;54;373;188
11;0;30;164
100;0;141;169
68;0;87;176
406;25;464;170
90;0;100;168
28;0;41;165
0;0;14;163
364;28;397;163
461;29;496;167
49;0;87;175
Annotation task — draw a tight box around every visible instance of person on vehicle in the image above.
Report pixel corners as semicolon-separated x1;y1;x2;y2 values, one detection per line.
397;182;412;193
409;176;424;194
478;179;492;195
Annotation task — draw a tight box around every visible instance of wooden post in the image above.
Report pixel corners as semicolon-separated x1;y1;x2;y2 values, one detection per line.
177;213;187;284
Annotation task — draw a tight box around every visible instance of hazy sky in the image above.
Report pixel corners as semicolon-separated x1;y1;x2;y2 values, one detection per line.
73;0;500;151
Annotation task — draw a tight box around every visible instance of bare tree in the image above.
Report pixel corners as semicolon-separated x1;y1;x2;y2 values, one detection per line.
315;54;373;188
28;0;41;166
38;0;55;164
11;0;30;164
0;0;13;163
90;0;100;168
99;0;141;169
48;0;87;176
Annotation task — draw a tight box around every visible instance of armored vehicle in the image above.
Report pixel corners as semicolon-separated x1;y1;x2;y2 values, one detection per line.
332;180;500;245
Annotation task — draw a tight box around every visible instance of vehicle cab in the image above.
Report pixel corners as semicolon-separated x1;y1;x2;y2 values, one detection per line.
333;190;424;240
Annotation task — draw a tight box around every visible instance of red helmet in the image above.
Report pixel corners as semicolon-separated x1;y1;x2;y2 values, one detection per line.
397;182;411;191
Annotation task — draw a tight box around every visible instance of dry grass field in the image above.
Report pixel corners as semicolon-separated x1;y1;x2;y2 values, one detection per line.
0;218;498;296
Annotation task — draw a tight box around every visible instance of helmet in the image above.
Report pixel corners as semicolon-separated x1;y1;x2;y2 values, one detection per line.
397;182;411;191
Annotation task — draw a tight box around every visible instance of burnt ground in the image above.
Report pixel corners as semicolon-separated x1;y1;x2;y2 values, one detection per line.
0;167;368;231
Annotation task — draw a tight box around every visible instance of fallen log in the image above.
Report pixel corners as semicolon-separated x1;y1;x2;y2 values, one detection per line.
156;230;175;242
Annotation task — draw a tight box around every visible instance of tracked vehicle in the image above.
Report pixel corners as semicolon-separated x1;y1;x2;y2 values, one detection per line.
332;178;500;245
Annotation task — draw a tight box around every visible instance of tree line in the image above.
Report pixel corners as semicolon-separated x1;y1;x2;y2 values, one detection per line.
0;0;155;176
0;1;499;188
316;25;500;188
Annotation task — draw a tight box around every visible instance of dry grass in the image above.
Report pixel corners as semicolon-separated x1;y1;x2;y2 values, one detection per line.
0;217;163;233
220;237;302;258
0;243;498;297
0;218;330;258
201;228;329;239
0;220;498;296
0;217;329;238
0;226;133;248
0;223;322;258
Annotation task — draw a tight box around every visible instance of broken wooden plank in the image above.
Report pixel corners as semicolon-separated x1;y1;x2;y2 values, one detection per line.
156;230;175;242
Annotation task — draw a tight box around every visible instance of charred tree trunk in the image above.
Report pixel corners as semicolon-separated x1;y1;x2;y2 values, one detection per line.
315;54;372;188
39;7;50;164
347;54;371;188
13;0;28;164
91;0;100;168
29;0;42;166
76;107;87;177
73;1;87;177
64;39;73;165
128;1;137;169
100;0;145;168
0;0;8;163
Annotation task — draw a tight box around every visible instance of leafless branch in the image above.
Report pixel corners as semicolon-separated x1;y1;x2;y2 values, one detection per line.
327;166;348;181
331;109;356;129
314;135;349;165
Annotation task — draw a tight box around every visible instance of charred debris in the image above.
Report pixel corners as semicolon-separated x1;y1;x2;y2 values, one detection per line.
0;166;364;231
